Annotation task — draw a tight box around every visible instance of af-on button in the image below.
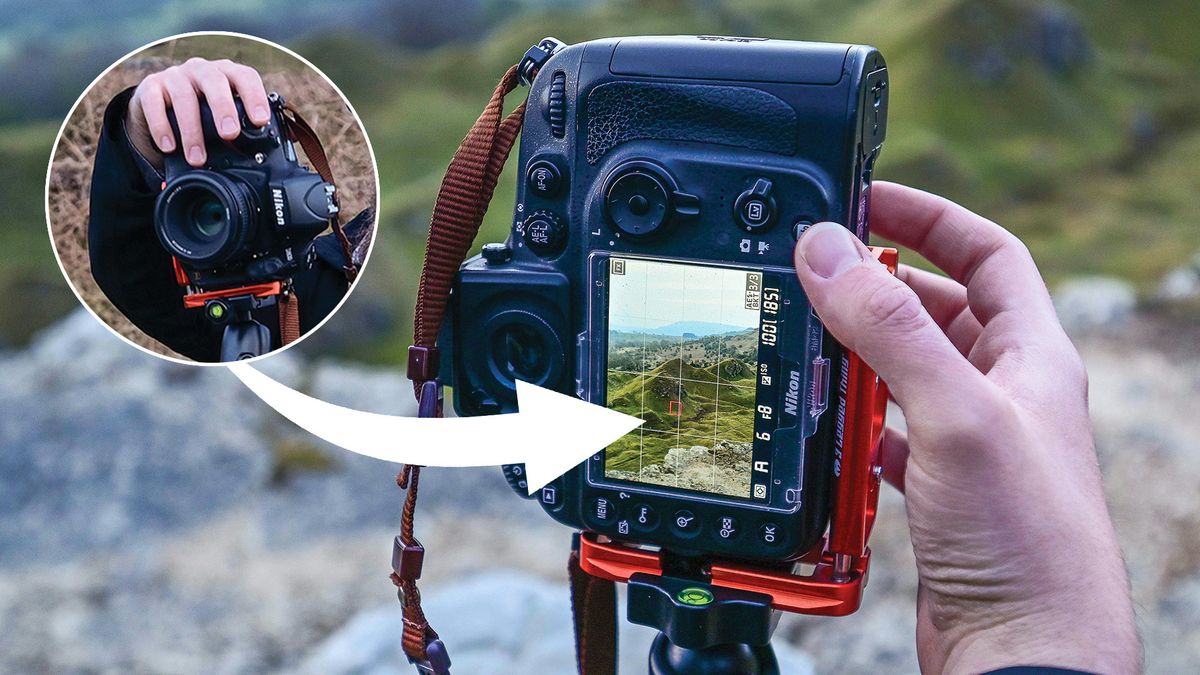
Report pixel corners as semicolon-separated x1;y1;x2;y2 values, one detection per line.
526;159;562;197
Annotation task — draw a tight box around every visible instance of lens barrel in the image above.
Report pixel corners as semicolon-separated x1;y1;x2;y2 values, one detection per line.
155;172;257;268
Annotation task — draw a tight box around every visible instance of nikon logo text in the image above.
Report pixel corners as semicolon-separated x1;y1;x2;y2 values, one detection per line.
272;188;286;226
783;369;801;417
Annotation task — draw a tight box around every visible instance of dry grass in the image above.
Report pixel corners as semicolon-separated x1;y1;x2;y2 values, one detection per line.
46;35;377;359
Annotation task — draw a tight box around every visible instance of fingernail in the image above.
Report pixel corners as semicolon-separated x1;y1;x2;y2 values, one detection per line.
797;222;864;278
159;135;174;151
254;106;269;123
220;116;239;136
187;145;204;165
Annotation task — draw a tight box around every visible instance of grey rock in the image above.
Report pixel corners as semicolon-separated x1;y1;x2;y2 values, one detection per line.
1156;252;1200;302
0;310;273;567
1053;276;1137;333
293;570;815;675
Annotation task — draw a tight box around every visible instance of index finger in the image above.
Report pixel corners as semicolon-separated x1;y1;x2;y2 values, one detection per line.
868;182;1057;327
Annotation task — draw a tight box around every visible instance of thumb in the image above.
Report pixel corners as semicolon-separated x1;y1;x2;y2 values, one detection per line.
794;222;986;413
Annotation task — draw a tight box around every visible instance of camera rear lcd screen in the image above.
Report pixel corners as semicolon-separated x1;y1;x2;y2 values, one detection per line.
603;257;781;501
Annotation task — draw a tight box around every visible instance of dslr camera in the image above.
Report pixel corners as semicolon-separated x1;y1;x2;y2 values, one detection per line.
446;36;888;565
154;93;338;291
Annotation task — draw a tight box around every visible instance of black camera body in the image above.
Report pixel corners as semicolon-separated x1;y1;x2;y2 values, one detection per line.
155;93;337;289
445;36;888;563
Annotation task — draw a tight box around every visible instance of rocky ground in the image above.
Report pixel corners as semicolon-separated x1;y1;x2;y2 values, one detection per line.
605;441;754;497
0;268;1198;673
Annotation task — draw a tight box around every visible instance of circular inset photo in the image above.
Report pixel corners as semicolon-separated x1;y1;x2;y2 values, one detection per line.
46;31;378;364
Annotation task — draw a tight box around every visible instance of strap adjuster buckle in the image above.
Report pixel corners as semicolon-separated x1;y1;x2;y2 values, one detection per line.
519;37;565;86
392;536;425;581
407;345;441;383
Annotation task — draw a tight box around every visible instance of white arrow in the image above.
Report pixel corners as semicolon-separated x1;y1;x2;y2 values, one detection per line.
227;362;643;494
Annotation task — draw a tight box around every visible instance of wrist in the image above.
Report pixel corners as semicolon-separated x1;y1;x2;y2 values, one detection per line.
940;594;1141;675
124;99;165;171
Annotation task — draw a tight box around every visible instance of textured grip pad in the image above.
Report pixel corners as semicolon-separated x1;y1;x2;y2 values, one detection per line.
585;81;797;165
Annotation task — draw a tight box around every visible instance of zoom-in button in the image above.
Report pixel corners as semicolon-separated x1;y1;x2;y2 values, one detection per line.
672;509;700;535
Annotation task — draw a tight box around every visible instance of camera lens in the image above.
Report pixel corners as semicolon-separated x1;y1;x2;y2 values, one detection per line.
484;308;565;389
155;172;256;268
189;195;229;240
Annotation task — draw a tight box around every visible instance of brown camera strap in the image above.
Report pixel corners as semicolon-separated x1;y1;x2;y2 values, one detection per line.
569;548;619;675
401;62;618;674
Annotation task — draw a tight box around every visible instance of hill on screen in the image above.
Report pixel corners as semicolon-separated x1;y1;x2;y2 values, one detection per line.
611;321;753;338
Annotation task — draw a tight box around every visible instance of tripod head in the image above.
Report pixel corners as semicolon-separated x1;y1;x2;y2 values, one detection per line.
628;573;780;675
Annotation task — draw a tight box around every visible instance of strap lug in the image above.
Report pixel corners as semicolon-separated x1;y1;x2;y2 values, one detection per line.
519;37;566;86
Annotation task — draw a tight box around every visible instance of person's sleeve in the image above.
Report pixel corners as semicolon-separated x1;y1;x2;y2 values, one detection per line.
286;208;373;333
87;87;224;362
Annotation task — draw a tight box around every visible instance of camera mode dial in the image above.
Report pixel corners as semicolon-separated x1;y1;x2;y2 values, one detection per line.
603;161;699;240
521;209;567;257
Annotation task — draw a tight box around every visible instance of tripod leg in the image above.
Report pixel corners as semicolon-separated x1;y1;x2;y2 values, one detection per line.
220;319;273;361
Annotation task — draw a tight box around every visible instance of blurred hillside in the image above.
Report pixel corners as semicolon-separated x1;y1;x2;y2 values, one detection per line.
1;0;1197;356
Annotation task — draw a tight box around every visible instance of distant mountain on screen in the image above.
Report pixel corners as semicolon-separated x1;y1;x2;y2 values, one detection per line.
611;321;754;338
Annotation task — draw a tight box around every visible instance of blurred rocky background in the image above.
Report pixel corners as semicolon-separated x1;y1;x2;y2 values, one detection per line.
0;0;1197;672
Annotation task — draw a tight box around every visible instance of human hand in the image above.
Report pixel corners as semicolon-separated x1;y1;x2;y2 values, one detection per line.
126;57;271;169
794;183;1139;674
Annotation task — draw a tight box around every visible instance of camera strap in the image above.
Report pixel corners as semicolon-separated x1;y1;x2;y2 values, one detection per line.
403;44;620;675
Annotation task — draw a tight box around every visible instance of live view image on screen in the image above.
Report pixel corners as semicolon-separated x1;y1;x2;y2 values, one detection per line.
603;257;762;498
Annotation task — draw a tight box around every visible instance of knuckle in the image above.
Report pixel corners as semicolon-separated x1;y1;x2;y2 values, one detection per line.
184;56;209;68
860;278;928;333
199;73;231;96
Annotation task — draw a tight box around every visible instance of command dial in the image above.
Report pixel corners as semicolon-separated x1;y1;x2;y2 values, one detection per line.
521;209;567;256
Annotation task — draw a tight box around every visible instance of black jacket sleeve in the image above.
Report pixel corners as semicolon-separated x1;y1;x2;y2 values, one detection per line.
87;88;356;361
